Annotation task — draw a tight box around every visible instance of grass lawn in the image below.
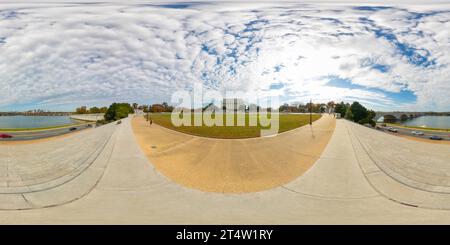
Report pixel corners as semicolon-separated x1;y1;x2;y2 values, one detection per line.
146;113;321;138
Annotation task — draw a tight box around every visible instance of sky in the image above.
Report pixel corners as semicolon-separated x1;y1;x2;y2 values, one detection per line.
0;1;449;112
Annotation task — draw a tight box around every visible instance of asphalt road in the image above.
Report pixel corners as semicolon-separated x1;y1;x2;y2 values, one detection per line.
0;124;94;141
376;124;450;141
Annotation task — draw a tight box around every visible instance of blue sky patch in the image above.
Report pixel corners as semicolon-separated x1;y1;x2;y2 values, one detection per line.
353;6;392;12
371;27;435;67
326;76;417;104
269;83;285;90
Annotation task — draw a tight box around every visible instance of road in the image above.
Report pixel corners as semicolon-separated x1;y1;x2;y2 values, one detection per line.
0;123;94;141
376;124;450;141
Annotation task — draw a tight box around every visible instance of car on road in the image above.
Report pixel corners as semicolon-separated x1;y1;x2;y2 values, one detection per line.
117;120;122;125
429;135;443;140
0;133;13;138
387;127;398;133
69;127;77;131
411;131;424;136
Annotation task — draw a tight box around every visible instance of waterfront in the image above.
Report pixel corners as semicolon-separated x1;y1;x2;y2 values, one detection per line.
401;116;450;129
0;115;79;129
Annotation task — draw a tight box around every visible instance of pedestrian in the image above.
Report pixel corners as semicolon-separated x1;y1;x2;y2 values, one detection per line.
150;119;153;126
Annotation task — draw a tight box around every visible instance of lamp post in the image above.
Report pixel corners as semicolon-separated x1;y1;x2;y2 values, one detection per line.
309;99;312;125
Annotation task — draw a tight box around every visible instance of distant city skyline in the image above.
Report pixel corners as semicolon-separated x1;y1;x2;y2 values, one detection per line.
0;2;449;112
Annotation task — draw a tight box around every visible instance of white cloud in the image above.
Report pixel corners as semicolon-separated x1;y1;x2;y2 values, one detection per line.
0;2;449;111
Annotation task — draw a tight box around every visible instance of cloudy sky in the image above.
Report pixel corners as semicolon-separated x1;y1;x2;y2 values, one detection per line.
0;1;449;112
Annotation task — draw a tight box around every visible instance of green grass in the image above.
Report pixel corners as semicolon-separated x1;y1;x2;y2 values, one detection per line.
385;123;450;132
0;122;87;132
146;113;321;138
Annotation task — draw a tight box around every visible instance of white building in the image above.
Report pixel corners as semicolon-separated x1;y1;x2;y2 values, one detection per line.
222;98;245;112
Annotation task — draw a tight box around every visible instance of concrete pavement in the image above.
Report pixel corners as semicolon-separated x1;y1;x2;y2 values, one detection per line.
0;116;450;223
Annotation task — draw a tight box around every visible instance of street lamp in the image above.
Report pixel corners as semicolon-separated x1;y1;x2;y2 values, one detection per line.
309;99;312;125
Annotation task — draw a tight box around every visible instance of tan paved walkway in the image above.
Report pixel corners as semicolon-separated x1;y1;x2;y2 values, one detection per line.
131;114;336;193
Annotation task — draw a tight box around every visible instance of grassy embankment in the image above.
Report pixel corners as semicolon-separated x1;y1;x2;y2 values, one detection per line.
0;122;87;132
384;123;450;132
146;113;321;138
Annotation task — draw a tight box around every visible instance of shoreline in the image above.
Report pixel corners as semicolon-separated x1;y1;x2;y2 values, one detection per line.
0;121;89;132
0;127;92;145
386;123;450;132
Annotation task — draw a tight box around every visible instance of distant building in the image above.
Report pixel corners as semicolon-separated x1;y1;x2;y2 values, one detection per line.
134;109;144;115
222;98;245;112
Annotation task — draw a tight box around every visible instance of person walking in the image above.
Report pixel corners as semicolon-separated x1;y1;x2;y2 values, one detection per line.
150;119;153;126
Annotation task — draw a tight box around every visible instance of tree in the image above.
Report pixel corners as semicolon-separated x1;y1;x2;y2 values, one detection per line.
104;103;134;122
279;103;290;112
151;104;165;113
162;102;174;112
383;115;397;123
75;106;87;114
132;103;138;110
350;102;368;123
327;101;335;113
367;110;376;120
334;102;348;118
143;105;150;113
99;107;108;113
359;109;376;127
89;106;100;113
400;114;409;121
344;107;353;120
319;103;326;113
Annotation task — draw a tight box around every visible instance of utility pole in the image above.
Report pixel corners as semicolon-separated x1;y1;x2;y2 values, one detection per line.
309;99;312;125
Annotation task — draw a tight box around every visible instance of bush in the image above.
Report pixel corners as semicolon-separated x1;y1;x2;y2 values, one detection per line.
358;118;375;127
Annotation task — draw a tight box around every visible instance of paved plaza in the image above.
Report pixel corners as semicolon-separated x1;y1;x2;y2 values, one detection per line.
0;115;449;224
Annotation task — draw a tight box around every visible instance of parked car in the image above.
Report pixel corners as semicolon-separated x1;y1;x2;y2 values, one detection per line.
69;127;77;131
387;127;398;133
411;131;424;136
429;135;443;140
0;133;13;138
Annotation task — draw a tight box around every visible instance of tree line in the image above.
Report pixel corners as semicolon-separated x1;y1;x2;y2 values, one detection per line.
334;101;376;126
75;106;108;114
80;100;376;127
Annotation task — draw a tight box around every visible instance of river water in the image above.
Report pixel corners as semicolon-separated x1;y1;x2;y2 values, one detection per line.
0;116;79;129
401;116;450;129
